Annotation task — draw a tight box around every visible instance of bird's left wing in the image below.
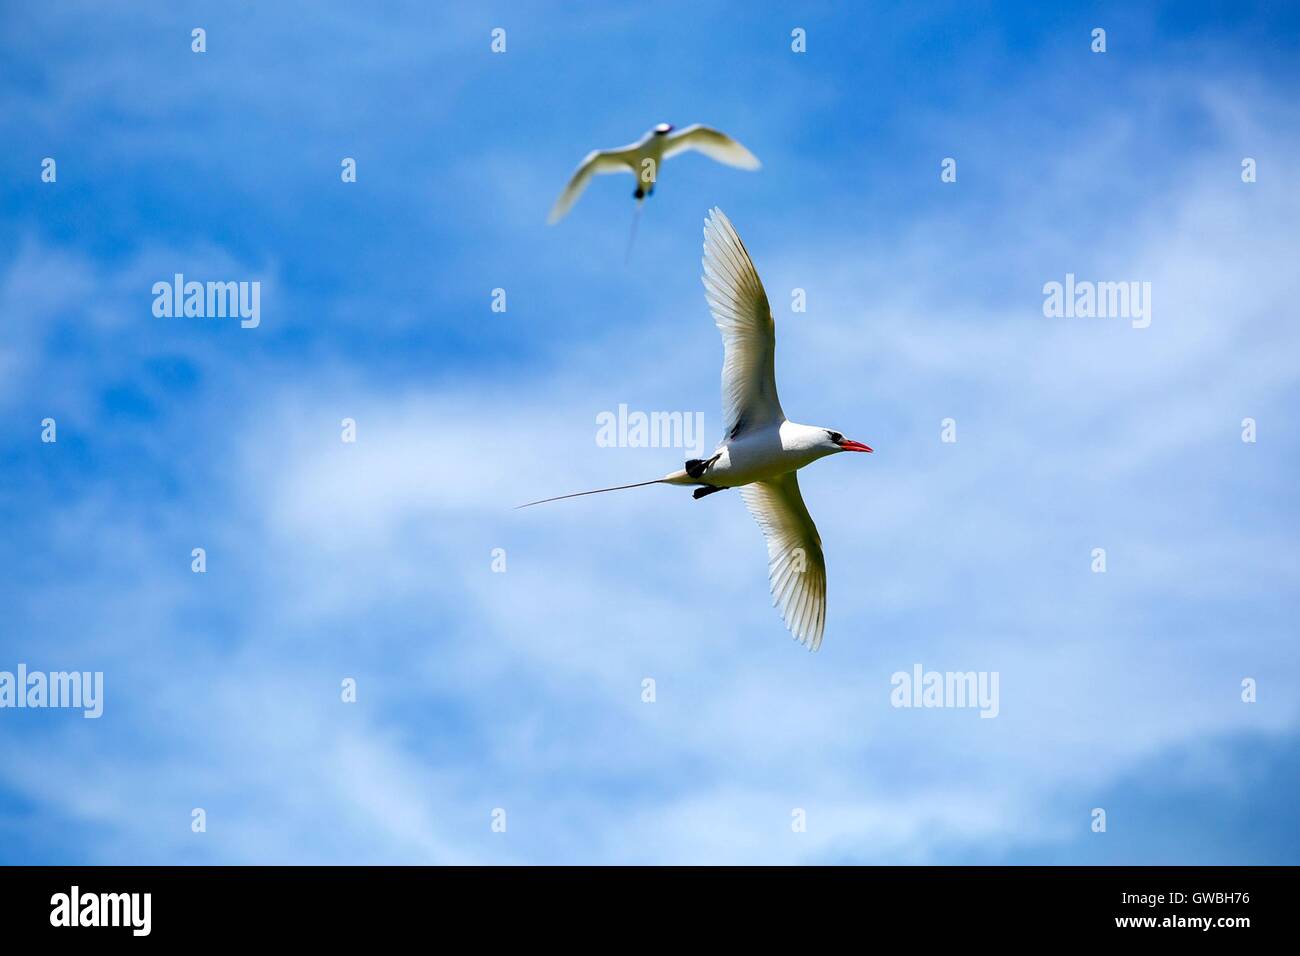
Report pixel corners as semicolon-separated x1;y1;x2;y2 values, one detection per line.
547;147;634;224
741;470;827;651
664;125;761;169
701;207;784;437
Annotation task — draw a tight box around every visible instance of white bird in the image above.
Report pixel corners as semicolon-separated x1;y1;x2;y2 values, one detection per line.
519;208;872;651
547;123;761;225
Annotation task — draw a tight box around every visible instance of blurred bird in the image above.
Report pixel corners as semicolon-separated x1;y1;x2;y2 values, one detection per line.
519;208;872;651
547;123;761;225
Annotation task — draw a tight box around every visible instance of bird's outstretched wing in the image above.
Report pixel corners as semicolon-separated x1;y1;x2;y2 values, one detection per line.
742;471;827;651
701;207;784;437
664;125;761;169
547;148;635;224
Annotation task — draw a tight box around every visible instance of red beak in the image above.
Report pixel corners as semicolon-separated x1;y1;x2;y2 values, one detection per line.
837;439;873;453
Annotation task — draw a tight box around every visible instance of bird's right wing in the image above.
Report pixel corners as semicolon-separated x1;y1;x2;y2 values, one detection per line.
741;471;827;651
547;148;635;224
701;207;784;437
664;125;761;169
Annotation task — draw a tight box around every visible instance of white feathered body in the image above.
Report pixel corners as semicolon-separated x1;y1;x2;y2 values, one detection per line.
665;422;837;488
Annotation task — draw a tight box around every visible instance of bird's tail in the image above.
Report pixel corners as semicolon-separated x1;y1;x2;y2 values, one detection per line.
624;198;645;264
516;469;691;509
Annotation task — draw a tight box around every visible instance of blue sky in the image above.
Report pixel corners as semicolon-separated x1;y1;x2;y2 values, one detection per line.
1;0;1298;864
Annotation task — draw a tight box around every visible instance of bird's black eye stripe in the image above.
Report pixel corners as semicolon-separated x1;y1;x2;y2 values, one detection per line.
828;431;843;443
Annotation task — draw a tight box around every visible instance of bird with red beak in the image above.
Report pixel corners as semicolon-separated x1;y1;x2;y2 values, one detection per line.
521;208;872;651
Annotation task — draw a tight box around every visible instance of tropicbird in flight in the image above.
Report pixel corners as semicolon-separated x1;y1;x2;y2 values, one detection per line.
547;124;761;225
519;208;872;650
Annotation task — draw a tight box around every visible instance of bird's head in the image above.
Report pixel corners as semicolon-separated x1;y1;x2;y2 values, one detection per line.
653;122;674;135
823;429;872;454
